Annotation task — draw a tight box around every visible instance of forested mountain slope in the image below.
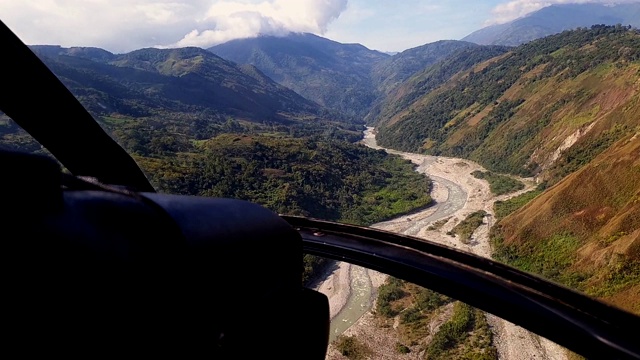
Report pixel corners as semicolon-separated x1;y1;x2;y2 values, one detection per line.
30;45;327;124
365;40;489;123
377;26;640;181
3;44;434;237
209;33;389;119
210;34;485;121
368;45;510;126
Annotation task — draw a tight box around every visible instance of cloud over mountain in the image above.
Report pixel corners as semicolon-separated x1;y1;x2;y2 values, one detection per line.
0;0;348;53
171;0;348;48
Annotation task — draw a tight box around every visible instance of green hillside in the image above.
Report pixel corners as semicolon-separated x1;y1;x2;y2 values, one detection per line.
368;45;510;126
377;26;640;179
139;134;432;225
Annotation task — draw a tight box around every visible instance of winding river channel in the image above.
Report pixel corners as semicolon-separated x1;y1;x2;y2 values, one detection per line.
327;127;468;342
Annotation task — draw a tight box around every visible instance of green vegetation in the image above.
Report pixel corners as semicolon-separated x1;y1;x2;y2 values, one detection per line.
426;302;497;360
493;229;638;302
370;45;510;126
545;124;628;184
335;335;371;360
590;252;639;300
6;45;439;293
395;342;411;354
374;278;495;358
471;171;524;195
302;254;330;285
376;277;407;318
372;41;478;97
377;26;640;177
492;232;583;285
451;211;487;244
31;46;334;127
427;217;450;231
138;135;432;225
399;287;453;344
375;279;453;346
426;302;474;359
133;134;432;287
491;134;640;312
494;190;543;221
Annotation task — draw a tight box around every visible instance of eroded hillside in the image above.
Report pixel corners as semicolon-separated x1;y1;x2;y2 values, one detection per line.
493;132;639;313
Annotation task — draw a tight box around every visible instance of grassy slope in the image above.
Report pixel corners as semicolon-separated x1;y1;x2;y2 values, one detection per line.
492;133;640;313
32;46;330;126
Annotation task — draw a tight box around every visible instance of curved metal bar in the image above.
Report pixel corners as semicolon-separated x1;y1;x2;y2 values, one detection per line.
286;216;640;359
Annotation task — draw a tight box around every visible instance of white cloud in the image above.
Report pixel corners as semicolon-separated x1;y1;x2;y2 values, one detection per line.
0;0;348;52
488;0;640;25
172;0;348;48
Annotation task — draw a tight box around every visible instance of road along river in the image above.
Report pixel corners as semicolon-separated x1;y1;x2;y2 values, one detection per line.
319;127;567;359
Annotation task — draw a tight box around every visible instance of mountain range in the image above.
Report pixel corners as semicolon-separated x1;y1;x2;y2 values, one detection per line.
30;45;329;125
463;3;640;46
210;35;490;121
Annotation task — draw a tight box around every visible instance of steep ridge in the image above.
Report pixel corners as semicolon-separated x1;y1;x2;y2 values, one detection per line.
209;34;485;122
371;40;478;95
463;3;640;46
365;40;496;123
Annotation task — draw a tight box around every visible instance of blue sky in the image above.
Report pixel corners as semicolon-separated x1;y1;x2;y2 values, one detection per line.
325;0;504;51
0;0;636;53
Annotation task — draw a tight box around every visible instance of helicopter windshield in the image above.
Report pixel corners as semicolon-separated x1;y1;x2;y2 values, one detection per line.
1;1;639;359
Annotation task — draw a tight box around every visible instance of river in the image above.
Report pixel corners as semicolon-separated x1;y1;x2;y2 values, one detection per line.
326;127;469;342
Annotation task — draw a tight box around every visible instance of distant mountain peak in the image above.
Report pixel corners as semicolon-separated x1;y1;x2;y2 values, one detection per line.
30;45;117;62
463;2;640;46
209;33;389;119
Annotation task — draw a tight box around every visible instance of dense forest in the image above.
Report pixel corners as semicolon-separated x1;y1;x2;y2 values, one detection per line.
136;134;432;225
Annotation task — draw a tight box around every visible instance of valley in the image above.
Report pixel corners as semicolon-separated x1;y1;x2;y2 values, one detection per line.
321;128;567;360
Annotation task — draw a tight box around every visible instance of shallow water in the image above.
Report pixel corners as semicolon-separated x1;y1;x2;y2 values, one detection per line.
328;265;372;342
